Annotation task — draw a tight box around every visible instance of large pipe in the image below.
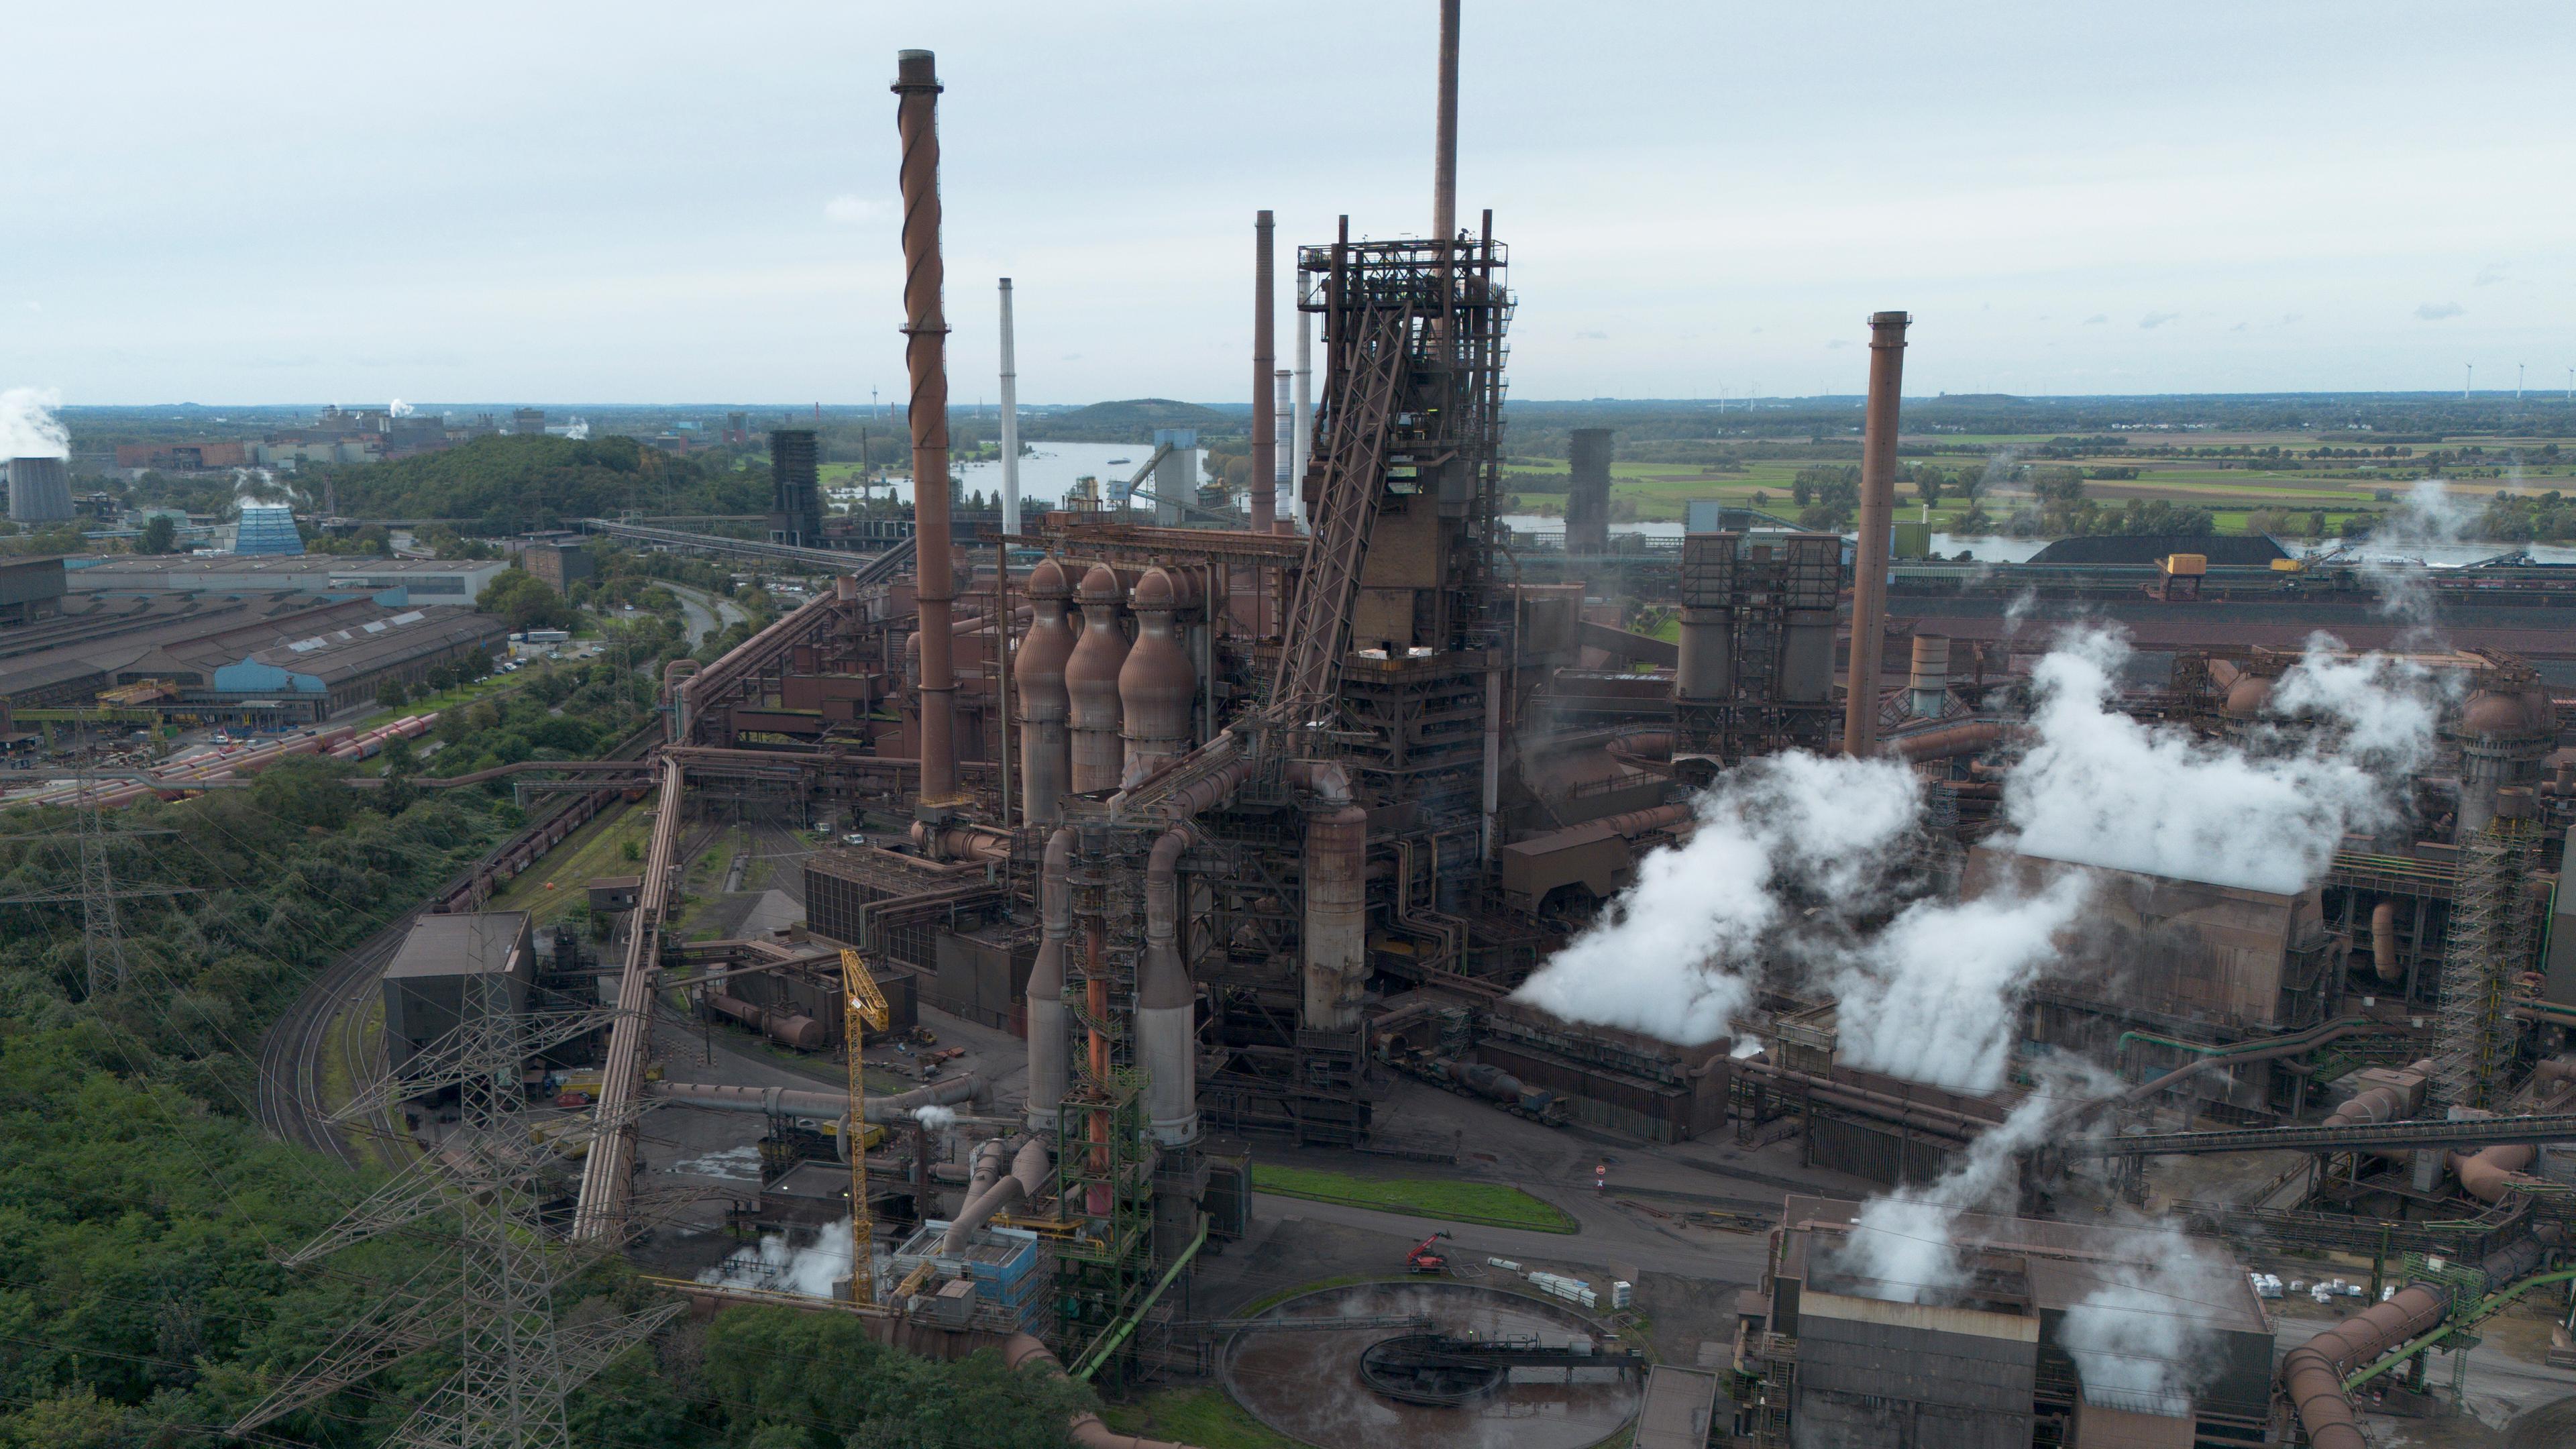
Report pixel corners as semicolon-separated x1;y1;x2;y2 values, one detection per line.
1432;0;1459;244
2371;900;2402;984
1015;557;1075;824
1002;1334;1208;1449
1301;802;1369;1031
938;1136;1051;1252
2452;1142;2538;1202
1840;310;1911;759
2283;1283;2457;1449
1139;828;1198;1144
1250;210;1277;534
998;277;1020;536
1025;826;1075;1131
1118;568;1197;777
894;50;959;804
1293;266;1313;526
1066;564;1131;792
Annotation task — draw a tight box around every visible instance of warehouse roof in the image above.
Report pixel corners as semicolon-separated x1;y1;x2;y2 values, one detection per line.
386;912;532;982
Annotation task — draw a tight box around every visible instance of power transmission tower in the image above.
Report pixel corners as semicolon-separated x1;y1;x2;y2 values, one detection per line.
231;961;677;1446
72;781;131;998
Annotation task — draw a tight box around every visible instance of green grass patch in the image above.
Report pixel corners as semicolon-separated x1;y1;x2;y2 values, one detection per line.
1100;1388;1300;1449
1250;1165;1578;1232
482;802;646;927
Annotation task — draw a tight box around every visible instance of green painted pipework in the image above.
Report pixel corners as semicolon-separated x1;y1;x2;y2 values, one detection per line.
2343;1267;2576;1389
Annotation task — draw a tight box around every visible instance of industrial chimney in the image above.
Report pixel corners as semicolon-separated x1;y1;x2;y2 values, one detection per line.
998;278;1021;536
1251;210;1277;534
1839;311;1911;759
894;50;959;804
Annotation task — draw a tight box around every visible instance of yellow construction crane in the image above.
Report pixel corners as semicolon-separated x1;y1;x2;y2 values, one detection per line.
841;947;891;1304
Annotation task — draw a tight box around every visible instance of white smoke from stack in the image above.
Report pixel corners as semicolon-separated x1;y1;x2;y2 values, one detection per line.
1825;1065;2105;1302
388;398;415;418
1509;751;1921;1045
2053;1226;2237;1417
699;1216;856;1299
912;1104;957;1132
1823;873;2090;1093
0;386;70;458
2357;479;2481;623
1998;630;2438;894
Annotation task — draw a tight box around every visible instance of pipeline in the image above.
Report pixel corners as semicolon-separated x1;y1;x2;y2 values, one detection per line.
1002;1334;1205;1449
1138;827;1197;1144
1889;719;2008;762
1026;826;1075;1131
2282;1234;2555;1448
938;1136;1050;1252
647;1075;982;1155
2371;900;2402;983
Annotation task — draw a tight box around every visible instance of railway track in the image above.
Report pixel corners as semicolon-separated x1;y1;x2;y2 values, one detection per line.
255;722;665;1161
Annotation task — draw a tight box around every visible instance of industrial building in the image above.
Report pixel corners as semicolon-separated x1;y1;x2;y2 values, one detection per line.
7;456;74;524
383;912;535;1071
62;553;509;604
0;556;66;628
0;591;506;720
258;17;2576;1449
1737;1197;2275;1448
230;502;305;556
509;532;595;592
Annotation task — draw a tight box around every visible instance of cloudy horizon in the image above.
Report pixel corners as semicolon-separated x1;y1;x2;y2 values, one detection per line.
8;1;2571;407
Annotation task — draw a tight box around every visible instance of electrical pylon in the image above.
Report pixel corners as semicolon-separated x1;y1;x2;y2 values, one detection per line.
72;778;131;998
233;962;677;1446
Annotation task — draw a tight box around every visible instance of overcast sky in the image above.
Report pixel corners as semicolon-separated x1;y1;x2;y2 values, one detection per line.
7;1;2571;407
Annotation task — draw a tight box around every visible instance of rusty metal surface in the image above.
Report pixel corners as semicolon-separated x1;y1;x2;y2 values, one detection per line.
894;49;958;803
1252;209;1277;534
1840;309;1910;758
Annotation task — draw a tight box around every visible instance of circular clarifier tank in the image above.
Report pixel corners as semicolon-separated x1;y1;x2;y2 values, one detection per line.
1222;1281;1640;1449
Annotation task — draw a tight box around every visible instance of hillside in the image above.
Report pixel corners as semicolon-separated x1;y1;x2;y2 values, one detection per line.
1022;398;1232;443
315;435;767;529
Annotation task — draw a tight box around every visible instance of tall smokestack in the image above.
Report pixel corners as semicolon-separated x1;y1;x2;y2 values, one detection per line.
1433;0;1459;244
894;49;958;804
1273;368;1293;515
1293;266;1313;527
998;278;1020;535
1251;209;1277;533
1840;311;1911;759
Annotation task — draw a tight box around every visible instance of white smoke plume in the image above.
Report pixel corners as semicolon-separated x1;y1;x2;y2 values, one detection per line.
387;398;415;418
699;1215;858;1299
1511;751;1922;1044
0;386;70;459
1998;629;2436;894
1824;873;2091;1092
2053;1224;2238;1417
1824;1066;2102;1301
231;466;293;506
2358;480;2481;623
912;1104;957;1132
562;417;591;441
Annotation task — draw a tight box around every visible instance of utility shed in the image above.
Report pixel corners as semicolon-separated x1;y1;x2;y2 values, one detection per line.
382;912;533;1071
1634;1364;1722;1449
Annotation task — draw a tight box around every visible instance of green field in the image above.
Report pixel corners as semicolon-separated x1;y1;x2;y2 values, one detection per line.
1250;1164;1578;1232
1100;1389;1301;1449
482;802;648;928
1503;429;2576;539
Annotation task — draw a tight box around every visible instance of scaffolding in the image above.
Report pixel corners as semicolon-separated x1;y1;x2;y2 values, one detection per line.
1052;1071;1155;1381
2433;818;2540;1112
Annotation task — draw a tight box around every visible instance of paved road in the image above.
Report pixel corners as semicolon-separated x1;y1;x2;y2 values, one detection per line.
661;584;747;645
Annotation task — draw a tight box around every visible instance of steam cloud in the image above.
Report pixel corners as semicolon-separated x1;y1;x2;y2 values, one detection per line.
2053;1224;2237;1417
1825;1076;2076;1301
2356;479;2481;623
0;386;70;459
388;398;415;418
700;1215;857;1299
912;1104;957;1132
1511;626;2438;1091
1998;630;2437;893
1511;751;1921;1046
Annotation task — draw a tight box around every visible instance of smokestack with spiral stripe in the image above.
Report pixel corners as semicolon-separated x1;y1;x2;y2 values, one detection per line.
894;49;958;803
